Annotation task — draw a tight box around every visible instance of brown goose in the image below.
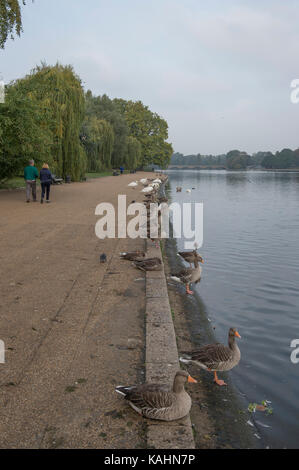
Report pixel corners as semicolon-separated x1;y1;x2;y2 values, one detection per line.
115;370;197;421
180;328;241;386
133;257;162;271
170;255;204;295
178;250;203;268
120;251;145;261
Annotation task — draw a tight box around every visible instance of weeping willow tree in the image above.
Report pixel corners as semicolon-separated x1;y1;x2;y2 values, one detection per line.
0;78;52;180
16;63;87;180
81;115;114;172
125;136;141;170
0;0;33;48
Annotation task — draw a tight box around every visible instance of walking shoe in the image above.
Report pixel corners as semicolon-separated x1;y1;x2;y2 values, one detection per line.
41;199;43;204
26;200;30;203
46;200;51;203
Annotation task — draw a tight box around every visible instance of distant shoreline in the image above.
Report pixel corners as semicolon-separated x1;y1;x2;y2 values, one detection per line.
167;167;299;172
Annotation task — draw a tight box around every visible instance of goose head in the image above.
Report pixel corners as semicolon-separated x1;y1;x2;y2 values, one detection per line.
173;370;197;393
228;327;241;348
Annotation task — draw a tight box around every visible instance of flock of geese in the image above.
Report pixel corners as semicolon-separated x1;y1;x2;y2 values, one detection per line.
115;175;242;422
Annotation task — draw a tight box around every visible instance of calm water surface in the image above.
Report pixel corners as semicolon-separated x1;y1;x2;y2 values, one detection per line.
166;170;299;449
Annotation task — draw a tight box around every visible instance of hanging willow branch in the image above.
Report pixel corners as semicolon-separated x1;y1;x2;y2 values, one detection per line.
0;0;33;49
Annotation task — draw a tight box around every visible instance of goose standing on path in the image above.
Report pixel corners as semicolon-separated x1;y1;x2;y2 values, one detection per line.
180;328;241;386
170;254;204;295
115;370;197;421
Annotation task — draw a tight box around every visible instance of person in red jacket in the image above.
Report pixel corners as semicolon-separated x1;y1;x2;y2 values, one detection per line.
40;163;53;204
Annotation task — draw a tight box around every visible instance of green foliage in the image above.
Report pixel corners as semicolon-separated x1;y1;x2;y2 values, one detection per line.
261;148;299;169
1;63;87;181
85;92;128;168
226;150;249;170
81;115;114;172
125;135;141;170
1;68;172;180
0;79;52;180
114;98;173;169
0;0;33;49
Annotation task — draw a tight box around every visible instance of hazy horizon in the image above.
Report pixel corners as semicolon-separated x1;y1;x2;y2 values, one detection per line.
1;0;299;155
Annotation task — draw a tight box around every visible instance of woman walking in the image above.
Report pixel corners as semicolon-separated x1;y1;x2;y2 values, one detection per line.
40;163;52;204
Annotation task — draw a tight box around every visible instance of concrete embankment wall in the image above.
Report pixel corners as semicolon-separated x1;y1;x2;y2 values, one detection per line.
144;239;195;449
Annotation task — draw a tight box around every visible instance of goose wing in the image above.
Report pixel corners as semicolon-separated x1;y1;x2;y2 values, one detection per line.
124;384;174;412
190;343;233;369
172;267;193;283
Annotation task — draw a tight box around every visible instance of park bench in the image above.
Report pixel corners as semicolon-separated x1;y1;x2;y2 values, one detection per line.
51;174;63;184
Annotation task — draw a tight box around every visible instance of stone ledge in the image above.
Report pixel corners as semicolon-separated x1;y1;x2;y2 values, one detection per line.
145;237;195;449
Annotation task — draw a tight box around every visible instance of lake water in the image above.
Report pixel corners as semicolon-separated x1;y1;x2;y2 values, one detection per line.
166;170;299;449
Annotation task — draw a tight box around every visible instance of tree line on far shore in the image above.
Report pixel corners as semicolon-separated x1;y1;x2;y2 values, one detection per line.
171;149;299;170
0;63;173;181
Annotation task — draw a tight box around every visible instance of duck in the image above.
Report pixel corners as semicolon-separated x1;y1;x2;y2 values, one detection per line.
99;253;107;263
186;189;191;193
170;255;204;295
176;187;182;192
178;250;203;268
120;251;145;261
180;327;241;386
115;370;197;421
133;257;162;271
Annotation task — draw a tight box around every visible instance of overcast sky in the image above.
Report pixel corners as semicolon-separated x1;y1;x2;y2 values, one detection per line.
1;0;299;155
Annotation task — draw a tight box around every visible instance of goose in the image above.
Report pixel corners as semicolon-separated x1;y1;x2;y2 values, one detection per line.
178;250;202;268
186;189;191;193
170;255;204;295
153;179;162;184
128;181;138;188
140;178;148;185
120;251;146;261
133;257;162;271
180;327;241;386
115;370;197;421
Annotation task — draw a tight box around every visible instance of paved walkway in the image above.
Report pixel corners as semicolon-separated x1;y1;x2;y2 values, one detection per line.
0;174;153;448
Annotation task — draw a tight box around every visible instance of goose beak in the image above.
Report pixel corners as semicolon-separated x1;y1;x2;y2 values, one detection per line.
200;259;204;264
188;375;197;383
235;331;241;339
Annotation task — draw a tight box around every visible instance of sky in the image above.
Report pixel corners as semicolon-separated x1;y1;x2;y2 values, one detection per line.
1;0;299;155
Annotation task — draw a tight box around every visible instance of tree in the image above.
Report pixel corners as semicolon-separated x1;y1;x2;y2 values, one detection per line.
85;92;128;168
226;150;248;169
81;116;114;172
0;79;52;180
1;63;87;181
114;98;173;168
0;0;33;49
125;136;141;170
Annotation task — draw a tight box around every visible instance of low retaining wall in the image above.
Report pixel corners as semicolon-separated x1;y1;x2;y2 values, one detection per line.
145;239;195;449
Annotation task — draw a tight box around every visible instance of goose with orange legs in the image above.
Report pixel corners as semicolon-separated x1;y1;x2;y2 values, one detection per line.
180;328;241;386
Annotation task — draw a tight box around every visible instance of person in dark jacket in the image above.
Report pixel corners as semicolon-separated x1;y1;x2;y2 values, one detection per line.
40;163;52;204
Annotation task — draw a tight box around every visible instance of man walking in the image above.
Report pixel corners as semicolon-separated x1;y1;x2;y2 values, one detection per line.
24;160;39;203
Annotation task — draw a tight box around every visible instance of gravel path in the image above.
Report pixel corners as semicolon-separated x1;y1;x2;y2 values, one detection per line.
0;173;154;449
